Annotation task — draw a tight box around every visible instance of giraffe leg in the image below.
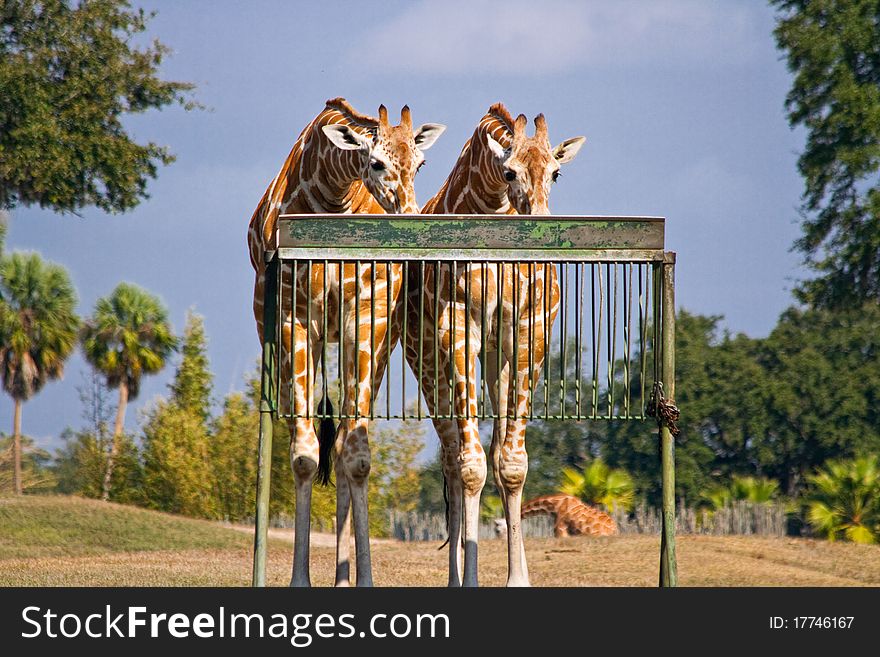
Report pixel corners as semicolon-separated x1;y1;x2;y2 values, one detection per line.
287;319;321;588
338;267;399;587
437;429;463;587
450;306;486;588
333;450;352;587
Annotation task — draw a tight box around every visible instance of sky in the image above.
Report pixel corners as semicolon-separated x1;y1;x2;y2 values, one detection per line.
2;0;807;452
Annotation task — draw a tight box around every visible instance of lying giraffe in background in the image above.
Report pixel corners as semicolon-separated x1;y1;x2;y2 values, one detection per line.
404;104;585;586
248;98;444;587
521;494;618;537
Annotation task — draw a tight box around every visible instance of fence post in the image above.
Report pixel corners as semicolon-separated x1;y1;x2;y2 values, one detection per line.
659;252;678;587
252;252;279;587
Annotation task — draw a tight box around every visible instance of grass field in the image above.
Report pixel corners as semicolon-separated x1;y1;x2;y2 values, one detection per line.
2;495;879;586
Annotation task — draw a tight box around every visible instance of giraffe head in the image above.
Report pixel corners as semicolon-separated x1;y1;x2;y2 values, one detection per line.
486;112;585;215
322;104;446;213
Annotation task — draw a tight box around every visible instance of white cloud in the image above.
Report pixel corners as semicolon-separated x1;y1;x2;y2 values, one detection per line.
355;0;763;75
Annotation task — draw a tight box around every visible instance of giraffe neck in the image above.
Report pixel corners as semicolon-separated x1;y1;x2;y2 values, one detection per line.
250;105;381;258
424;110;513;214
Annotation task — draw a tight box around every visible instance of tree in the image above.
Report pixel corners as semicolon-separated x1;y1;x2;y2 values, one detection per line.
701;475;780;511
210;392;257;521
54;370;142;502
80;282;176;501
807;455;880;544
140;311;215;517
0;251;78;494
169;310;212;422
0;433;53;493
0;0;197;215
559;458;635;513
772;0;880;307
141;399;215;517
759;304;880;495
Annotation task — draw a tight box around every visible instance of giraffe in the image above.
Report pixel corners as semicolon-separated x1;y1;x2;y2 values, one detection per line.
403;103;585;586
248;98;444;587
521;494;618;537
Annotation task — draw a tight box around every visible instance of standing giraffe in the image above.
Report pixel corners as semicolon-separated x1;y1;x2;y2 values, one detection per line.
521;494;618;537
248;98;444;587
404;103;584;586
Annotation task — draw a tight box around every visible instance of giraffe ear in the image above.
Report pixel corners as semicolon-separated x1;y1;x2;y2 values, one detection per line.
553;136;586;164
486;134;506;160
413;123;446;151
322;124;372;151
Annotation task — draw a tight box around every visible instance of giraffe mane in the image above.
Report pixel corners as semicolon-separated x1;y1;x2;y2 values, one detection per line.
324;97;379;129
487;102;515;133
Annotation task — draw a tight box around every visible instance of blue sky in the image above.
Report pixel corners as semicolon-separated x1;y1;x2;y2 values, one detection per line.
3;0;806;451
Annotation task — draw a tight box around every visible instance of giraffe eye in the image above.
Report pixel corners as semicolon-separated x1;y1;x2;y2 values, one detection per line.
552;170;561;183
417;160;426;172
504;169;516;182
370;159;386;172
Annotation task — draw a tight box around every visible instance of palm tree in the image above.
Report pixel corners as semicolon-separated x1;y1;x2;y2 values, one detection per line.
559;458;635;513
81;283;176;501
807;456;880;545
702;475;780;510
0;252;79;494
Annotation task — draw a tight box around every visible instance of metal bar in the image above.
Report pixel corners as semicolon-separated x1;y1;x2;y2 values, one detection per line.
288;261;295;418
465;261;471;419
496;261;503;421
403;261;410;419
370;261;376;420
306;259;312;419
527;262;534;420
624;263;631;418
355;260;360;420
575;263;583;419
659;256;677;588
322;261;328;418
386;262;391;419
338;261;344;421
253;253;278;587
417;261;423;420
434;260;440;417
279;247;668;263
480;263;488;420
560;262;567;418
513;262;520;420
544;264;551;419
449;260;456;419
278;215;666;251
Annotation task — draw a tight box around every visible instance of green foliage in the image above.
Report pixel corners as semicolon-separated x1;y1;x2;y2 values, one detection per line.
80;282;176;399
0;0;198;214
772;0;880;307
141;399;216;518
53;429;142;504
0;251;79;401
702;475;780;511
758;304;880;494
368;418;425;536
0;433;53;494
209;392;257;521
807;455;880;544
169;310;213;422
559;458;635;512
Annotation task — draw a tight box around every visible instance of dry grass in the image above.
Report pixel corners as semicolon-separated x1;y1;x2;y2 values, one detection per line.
4;530;880;587
3;495;878;587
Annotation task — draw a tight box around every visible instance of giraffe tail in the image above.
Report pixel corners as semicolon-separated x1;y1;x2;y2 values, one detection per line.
315;353;336;486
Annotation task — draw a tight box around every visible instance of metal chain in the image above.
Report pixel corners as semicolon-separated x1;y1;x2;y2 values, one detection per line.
647;381;680;437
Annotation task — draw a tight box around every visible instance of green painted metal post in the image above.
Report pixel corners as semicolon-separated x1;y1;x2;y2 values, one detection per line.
252;253;278;587
659;253;678;587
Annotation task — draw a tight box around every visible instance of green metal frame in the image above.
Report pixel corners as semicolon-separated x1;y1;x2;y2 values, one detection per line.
252;214;677;587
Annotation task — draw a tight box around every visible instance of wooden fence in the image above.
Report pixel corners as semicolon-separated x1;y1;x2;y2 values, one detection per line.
389;501;790;541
